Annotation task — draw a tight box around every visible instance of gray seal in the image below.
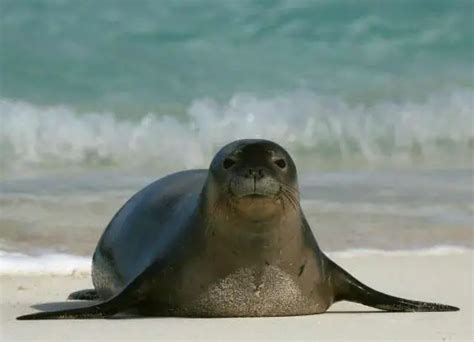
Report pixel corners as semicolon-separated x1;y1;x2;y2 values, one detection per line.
17;139;458;319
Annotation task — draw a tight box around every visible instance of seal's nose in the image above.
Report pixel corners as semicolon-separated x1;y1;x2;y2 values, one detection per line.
245;168;265;179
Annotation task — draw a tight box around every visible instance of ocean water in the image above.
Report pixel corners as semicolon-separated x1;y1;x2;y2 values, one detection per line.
0;1;473;272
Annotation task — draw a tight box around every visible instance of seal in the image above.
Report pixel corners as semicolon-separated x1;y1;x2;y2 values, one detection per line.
17;139;459;320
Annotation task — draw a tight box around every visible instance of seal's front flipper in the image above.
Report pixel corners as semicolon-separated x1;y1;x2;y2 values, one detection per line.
17;267;152;320
327;258;459;312
16;260;160;320
16;301;117;320
16;284;141;320
68;289;99;300
17;282;140;320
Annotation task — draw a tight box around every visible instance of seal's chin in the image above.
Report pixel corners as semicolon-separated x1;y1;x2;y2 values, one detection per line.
230;195;282;222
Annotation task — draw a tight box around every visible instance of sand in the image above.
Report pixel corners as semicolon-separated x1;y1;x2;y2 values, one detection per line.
1;252;472;341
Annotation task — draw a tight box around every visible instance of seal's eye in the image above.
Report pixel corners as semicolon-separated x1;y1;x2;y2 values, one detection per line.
274;159;287;169
223;158;236;169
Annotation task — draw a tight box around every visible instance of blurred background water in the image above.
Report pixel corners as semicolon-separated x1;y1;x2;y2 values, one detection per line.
0;0;473;261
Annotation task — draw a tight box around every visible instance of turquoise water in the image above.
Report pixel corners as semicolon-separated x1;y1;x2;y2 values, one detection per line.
2;0;473;110
1;1;473;175
0;1;473;257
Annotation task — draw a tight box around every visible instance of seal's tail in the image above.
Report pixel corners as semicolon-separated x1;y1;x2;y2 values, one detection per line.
328;258;459;312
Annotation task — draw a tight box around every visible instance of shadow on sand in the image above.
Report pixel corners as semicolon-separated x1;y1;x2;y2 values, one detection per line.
30;301;389;319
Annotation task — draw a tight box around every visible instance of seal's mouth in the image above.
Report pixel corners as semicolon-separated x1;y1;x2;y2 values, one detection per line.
238;193;274;200
226;179;283;221
243;193;270;198
228;177;280;199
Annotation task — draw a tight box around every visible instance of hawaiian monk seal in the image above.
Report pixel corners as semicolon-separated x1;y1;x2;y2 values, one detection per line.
17;139;458;319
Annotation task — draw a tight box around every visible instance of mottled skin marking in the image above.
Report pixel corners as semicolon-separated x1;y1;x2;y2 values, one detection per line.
187;266;327;317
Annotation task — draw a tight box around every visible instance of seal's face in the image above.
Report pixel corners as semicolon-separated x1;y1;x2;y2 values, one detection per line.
208;139;299;221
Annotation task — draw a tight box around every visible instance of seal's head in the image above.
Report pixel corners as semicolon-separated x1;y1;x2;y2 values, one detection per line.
207;139;299;222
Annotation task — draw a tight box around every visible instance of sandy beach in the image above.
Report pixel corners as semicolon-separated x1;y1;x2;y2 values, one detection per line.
1;251;472;341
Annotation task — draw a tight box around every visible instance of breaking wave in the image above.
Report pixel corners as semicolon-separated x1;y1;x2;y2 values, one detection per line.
1;89;472;176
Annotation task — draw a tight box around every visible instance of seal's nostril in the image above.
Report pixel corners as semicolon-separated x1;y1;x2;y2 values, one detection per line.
245;168;265;179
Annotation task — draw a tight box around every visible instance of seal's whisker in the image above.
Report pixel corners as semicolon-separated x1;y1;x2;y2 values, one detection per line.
280;183;299;198
279;187;298;210
276;192;287;211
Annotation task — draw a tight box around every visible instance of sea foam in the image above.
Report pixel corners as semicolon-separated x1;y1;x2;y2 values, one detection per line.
0;247;469;275
0;251;90;276
327;246;470;259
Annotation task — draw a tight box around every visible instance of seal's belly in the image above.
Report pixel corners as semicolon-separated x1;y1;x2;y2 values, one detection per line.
178;266;326;317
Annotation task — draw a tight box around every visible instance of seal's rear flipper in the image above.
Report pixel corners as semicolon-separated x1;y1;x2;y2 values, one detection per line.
328;258;459;312
68;289;99;300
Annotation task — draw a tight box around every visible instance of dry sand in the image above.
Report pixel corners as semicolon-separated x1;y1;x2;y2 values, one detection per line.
1;252;472;341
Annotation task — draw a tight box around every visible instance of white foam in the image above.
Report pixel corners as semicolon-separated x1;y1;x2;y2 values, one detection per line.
1;88;472;176
301;200;474;224
0;251;91;275
327;246;471;258
0;246;469;275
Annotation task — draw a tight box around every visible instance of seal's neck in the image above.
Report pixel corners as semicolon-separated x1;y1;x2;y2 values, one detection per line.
203;207;305;267
198;182;304;266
